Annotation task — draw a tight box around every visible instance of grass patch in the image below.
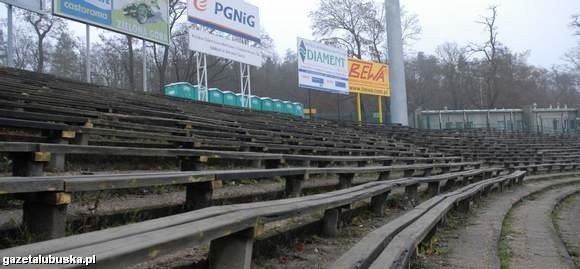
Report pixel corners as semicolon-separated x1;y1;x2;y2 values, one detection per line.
419;235;445;256
0;222;37;248
499;210;514;269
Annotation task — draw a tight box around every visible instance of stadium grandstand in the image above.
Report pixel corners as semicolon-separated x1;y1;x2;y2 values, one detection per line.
0;67;578;268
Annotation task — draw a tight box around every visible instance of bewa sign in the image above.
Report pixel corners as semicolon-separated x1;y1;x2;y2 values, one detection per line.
348;58;390;96
188;0;261;43
297;38;348;94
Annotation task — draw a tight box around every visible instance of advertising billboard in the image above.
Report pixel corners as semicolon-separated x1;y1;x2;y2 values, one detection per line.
188;28;262;67
348;58;390;96
188;0;261;43
0;0;43;13
53;0;169;45
297;38;348;94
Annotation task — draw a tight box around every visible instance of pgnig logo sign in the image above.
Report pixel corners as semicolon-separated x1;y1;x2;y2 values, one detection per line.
188;0;260;43
193;0;208;11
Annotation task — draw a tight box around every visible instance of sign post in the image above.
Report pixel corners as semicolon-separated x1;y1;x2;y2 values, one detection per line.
337;94;341;122
1;0;43;68
378;96;383;124
85;25;90;82
308;89;312;120
196;52;208;102
6;3;12;68
142;40;147;92
357;93;362;124
240;62;252;109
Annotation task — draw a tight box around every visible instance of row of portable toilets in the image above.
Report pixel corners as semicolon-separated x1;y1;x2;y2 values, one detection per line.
164;82;305;117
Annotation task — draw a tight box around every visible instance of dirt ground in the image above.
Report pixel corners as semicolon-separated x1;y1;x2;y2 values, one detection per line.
508;185;578;269
553;192;580;268
414;178;580;269
251;207;406;269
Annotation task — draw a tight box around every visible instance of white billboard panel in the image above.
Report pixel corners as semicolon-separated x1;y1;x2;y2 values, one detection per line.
0;0;42;13
53;0;170;45
188;0;260;43
189;28;262;67
297;38;349;94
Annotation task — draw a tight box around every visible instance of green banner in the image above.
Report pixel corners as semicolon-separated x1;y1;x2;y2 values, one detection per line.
53;0;169;45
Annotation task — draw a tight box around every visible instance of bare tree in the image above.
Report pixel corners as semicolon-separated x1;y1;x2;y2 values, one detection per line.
469;5;501;108
400;6;422;49
437;42;467;108
153;0;186;91
99;34;137;89
21;11;64;73
310;0;372;59
9;23;36;70
363;2;384;62
51;29;81;80
572;14;580;36
364;4;421;62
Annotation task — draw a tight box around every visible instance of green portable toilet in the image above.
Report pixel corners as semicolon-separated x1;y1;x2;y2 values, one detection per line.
164;82;190;99
293;102;305;117
223;91;237;107
272;99;284;113
250;95;262;111
282;101;294;115
188;85;200;101
208;88;224;105
234;93;244;107
234;94;258;109
261;97;275;112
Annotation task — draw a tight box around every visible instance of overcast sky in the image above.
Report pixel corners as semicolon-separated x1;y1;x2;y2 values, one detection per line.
1;0;578;68
248;0;579;68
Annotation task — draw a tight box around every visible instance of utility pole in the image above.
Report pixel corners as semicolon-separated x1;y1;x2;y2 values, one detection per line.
385;0;408;125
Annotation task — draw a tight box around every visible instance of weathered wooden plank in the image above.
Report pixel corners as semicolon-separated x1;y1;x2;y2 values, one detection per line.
0;177;64;194
64;172;214;192
0;117;79;131
0;142;39;152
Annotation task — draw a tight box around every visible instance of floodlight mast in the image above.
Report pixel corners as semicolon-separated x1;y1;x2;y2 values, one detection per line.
385;0;409;125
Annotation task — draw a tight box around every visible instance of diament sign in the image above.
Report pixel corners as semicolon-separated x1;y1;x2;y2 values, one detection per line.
297;37;349;94
188;0;261;43
188;28;262;67
0;0;42;13
348;58;390;96
53;0;170;45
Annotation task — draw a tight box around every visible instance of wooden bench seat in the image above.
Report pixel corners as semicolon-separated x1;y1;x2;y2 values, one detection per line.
0;168;507;269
